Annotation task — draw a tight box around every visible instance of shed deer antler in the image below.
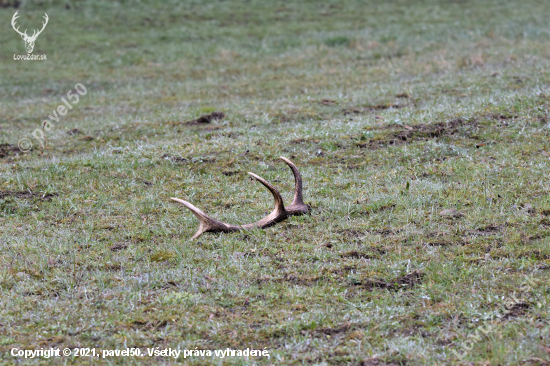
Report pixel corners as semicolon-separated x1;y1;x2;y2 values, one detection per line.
171;157;310;239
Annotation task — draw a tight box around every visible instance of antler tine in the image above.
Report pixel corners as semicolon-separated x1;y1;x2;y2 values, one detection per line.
170;197;241;239
246;172;287;228
280;157;310;215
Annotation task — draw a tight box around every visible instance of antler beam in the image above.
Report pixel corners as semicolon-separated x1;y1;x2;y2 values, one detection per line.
171;157;309;239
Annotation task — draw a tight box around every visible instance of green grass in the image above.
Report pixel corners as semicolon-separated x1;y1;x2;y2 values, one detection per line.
1;0;550;364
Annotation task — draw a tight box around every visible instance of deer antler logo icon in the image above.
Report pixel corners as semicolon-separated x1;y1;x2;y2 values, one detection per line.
11;11;49;54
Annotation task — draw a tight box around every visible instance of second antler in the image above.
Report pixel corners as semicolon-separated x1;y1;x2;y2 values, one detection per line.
171;157;310;239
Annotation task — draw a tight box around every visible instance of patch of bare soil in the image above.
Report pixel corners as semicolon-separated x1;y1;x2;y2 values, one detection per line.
367;228;400;236
351;270;424;291
395;271;424;287
110;243;128;252
491;113;518;121
340;251;374;259
168;112;225;126
0;144;21;158
351;278;391;289
396;92;411;99
161;154;188;163
357;118;476;149
319;99;337;106
222;170;240;176
425;232;455;246
129;319;169;331
439;209;465;219
327;265;357;275
256;273;321;286
502;302;530;320
470;224;503;235
0;191;57;200
185;112;225;125
290;137;320;144
316;323;351;335
343;103;406;115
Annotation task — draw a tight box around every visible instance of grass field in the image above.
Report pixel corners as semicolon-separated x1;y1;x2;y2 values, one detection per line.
1;0;550;364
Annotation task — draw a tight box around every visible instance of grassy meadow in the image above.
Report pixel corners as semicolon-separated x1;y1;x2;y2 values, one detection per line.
1;0;550;364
